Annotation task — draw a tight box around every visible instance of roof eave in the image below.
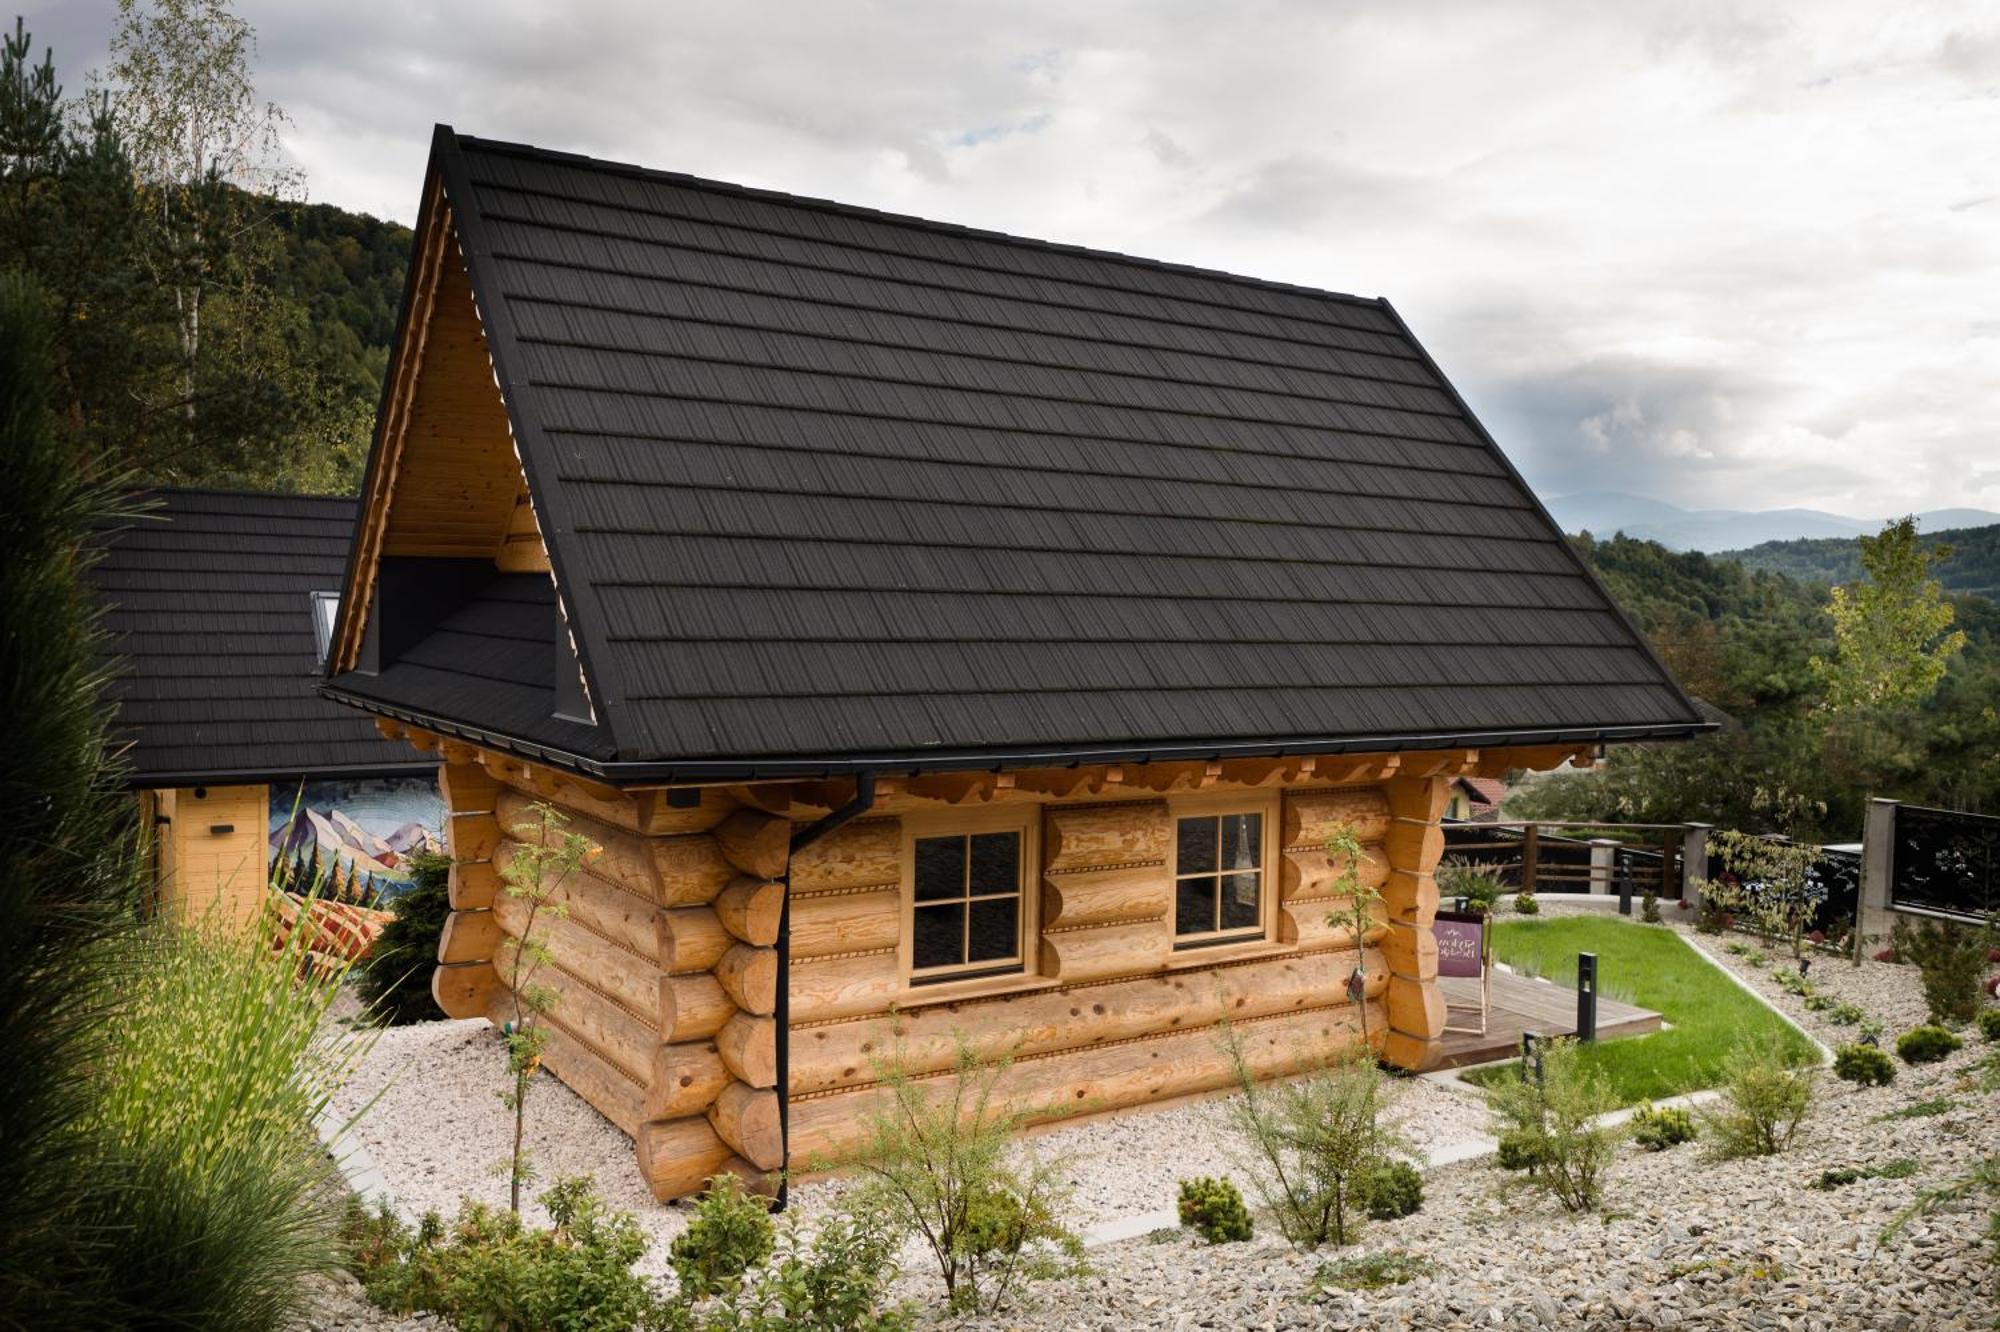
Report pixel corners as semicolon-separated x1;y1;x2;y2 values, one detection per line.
121;759;440;792
321;681;1716;786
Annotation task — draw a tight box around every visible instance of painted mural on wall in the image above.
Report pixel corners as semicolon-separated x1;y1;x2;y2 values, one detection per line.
269;776;443;907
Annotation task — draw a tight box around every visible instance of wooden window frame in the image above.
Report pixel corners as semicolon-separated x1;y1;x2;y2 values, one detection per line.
1167;789;1279;951
899;805;1042;989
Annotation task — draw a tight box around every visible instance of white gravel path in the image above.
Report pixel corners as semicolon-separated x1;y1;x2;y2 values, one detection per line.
320;913;2000;1328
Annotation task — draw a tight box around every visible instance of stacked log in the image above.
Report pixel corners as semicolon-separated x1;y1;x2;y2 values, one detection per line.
1377;776;1448;1070
790;996;1386;1167
1277;788;1391;947
787;819;902;1022
1038;802;1170;981
432;761;503;1018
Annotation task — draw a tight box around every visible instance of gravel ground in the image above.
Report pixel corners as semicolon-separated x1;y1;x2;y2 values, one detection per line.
318;916;2000;1328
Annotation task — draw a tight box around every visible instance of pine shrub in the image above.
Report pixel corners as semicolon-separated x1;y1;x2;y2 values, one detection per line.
1896;1025;1963;1065
356;848;451;1023
1631;1104;1698;1151
1834;1044;1897;1086
1359;1160;1424;1220
1513;891;1540;915
1641;888;1662;924
1176;1177;1252;1244
1894;916;1994;1026
1978;1009;2000;1043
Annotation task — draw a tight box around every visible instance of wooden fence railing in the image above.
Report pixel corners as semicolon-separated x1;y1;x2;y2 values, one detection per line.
1440;821;1702;901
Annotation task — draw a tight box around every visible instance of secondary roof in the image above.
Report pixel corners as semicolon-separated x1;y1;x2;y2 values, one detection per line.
92;490;435;787
324;126;1709;780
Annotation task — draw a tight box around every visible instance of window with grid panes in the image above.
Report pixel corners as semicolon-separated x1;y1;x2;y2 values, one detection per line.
909;825;1027;981
1172;806;1267;947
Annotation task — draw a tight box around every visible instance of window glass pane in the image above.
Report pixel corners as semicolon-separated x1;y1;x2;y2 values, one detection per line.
913;836;965;903
965;896;1019;963
968;831;1019;897
1220;813;1261;871
1175;874;1217;935
1220;872;1261;931
911;903;964;969
1176;816;1217;876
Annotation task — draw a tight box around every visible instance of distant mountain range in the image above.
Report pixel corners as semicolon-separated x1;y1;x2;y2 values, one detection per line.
1544;491;2000;553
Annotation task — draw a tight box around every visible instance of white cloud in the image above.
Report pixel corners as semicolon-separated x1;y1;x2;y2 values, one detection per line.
20;0;2000;514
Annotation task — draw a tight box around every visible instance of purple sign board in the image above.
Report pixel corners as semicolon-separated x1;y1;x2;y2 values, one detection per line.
1434;911;1485;979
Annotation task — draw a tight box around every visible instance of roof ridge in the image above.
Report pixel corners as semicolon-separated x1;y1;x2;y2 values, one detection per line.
451;129;1389;315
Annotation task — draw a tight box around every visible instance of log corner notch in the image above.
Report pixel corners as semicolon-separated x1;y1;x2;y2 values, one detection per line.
433;758;503;1020
1377;773;1449;1070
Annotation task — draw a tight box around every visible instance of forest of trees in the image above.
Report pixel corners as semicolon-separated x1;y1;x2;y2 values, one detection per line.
1513;529;2000;841
0;6;410;494
1723;522;2000;603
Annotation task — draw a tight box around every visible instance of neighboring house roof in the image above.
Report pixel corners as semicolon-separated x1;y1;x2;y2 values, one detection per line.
91;489;436;788
326;127;1711;780
1454;776;1507;810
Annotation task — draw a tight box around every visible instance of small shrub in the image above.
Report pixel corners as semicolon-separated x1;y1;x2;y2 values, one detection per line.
670;1172;775;1299
1312;1251;1434;1293
1859;1017;1886;1044
1701;1033;1816;1159
841;1040;1083;1315
1978;1009;2000;1043
1814;1160;1920;1190
1630;1104;1698;1151
1804;993;1832;1012
1896;1025;1963;1065
1495;1130;1545;1172
1834;1044;1897;1086
1894;916;1995;1026
1744;947;1769;969
1726;941;1752;957
1640;887;1662;923
1773;968;1807;995
1989;975;2000;999
702;1205;912;1331
1513;891;1540;915
1358;1160;1424;1221
1176;1177;1252;1244
1829;1002;1865;1025
1221;1037;1412;1248
1875;1098;1954;1121
1695;898;1729;934
351;1177;664;1330
1482;1038;1619;1212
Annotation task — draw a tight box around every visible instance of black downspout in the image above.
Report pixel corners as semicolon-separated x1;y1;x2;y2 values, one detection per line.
772;773;876;1212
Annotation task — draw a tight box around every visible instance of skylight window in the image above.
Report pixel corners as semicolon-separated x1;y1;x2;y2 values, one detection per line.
310;591;340;668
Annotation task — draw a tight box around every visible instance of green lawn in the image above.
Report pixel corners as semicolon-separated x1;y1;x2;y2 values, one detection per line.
1466;917;1819;1104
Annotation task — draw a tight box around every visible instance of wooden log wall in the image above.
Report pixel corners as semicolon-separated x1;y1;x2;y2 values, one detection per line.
432;757;791;1201
434;749;1456;1203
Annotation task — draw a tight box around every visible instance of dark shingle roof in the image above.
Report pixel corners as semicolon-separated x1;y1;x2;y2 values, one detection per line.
327;127;1708;778
92;490;434;786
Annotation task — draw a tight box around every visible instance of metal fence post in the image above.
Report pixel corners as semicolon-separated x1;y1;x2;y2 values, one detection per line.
1576;952;1598;1042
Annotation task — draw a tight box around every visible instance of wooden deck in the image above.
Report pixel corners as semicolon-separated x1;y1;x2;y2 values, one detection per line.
1433;969;1661;1069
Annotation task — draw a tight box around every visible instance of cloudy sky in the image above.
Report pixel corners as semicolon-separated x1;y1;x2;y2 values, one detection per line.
25;0;2000;516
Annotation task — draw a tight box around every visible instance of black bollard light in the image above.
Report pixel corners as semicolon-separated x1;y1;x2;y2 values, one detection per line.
1617;863;1633;917
1576;952;1598;1042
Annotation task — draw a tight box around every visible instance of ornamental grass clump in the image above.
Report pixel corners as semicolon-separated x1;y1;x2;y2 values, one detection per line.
1176;1177;1253;1244
1481;1037;1619;1212
1700;1032;1816;1159
85;899;378;1329
1220;1030;1413;1248
838;1038;1083;1315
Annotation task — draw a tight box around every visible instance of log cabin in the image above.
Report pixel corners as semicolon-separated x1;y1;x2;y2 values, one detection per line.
90;489;434;924
320;126;1712;1201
